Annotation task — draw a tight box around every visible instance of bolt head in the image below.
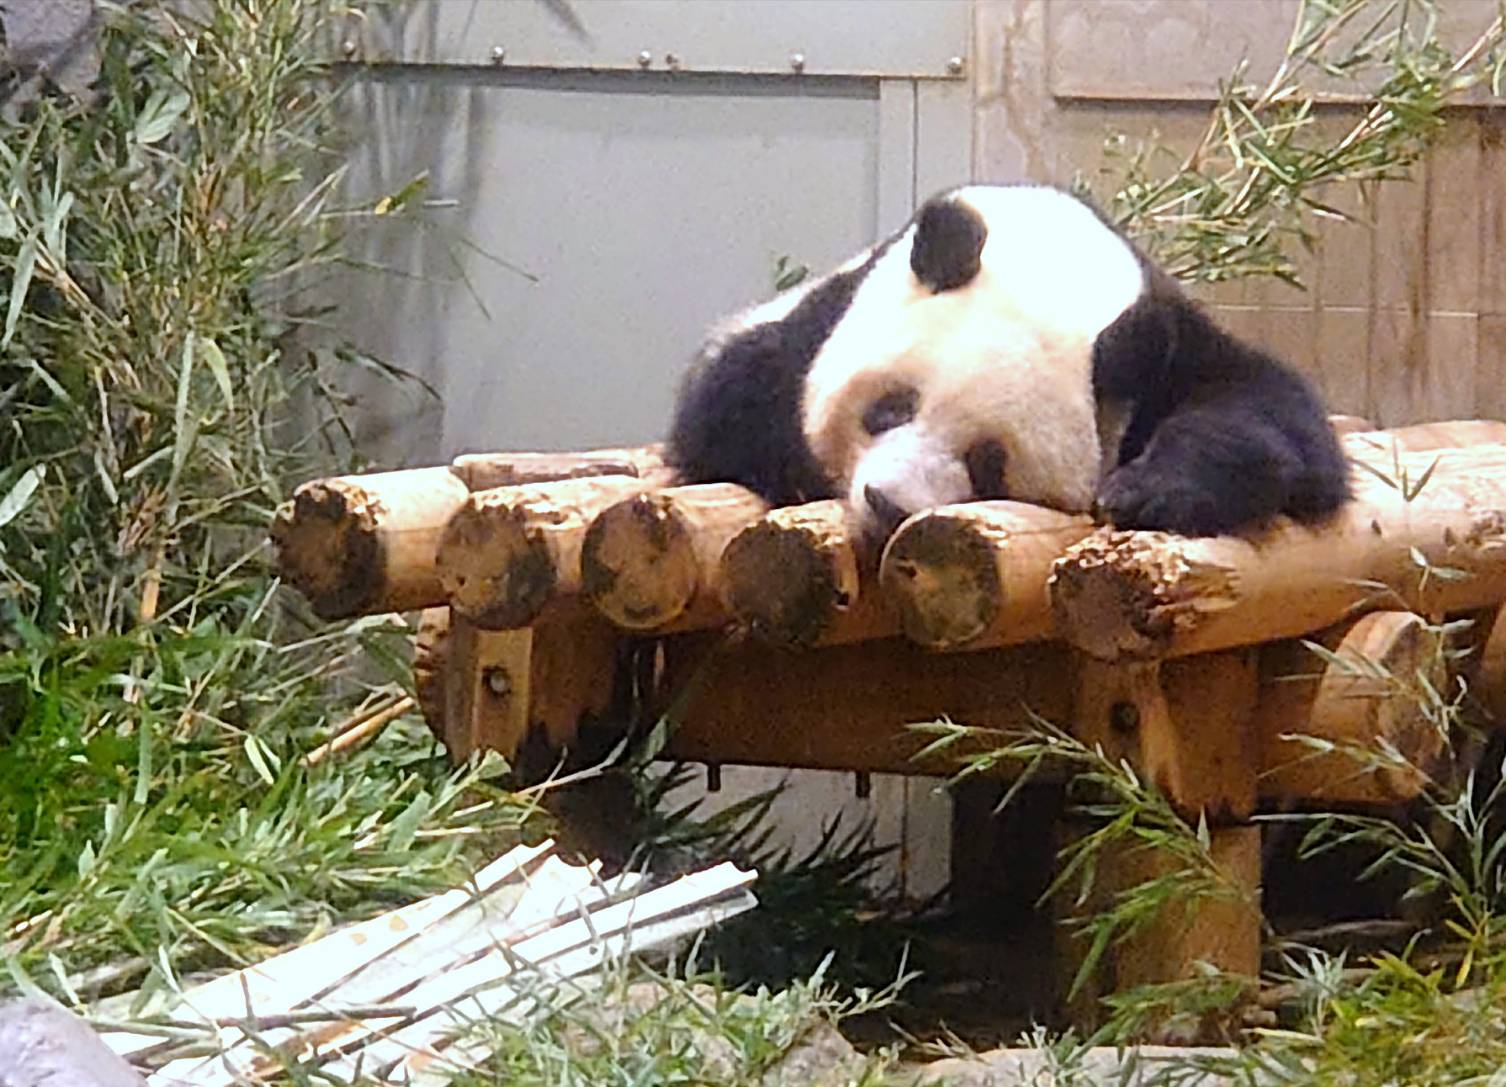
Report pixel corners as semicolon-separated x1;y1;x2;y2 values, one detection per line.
664;52;680;68
947;54;965;74
790;51;806;72
491;44;506;63
637;50;652;67
340;38;357;57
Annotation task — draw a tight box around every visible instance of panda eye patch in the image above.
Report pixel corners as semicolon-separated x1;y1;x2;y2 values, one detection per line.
964;439;1009;500
862;387;919;436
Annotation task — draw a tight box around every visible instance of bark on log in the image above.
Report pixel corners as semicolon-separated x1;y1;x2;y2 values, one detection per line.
1328;414;1374;435
879;502;1094;651
437;475;651;630
581;483;768;632
271;468;470;620
449;444;668;491
718;500;897;646
1344;419;1506;457
413;606;452;742
1050;445;1506;661
1258;611;1448;804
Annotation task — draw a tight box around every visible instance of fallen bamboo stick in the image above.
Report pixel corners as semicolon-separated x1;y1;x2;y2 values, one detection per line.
581;483;768;631
1050;444;1506;661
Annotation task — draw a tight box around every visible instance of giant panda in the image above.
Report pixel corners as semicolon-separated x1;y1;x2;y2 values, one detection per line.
665;183;1351;544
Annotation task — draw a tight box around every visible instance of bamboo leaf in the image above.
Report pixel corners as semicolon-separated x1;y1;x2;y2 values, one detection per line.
171;330;198;486
0;465;43;529
134;88;190;145
3;233;37;348
0;199;16;240
199;336;234;411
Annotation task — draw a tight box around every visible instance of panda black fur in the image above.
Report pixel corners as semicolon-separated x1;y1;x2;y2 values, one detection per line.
666;183;1351;541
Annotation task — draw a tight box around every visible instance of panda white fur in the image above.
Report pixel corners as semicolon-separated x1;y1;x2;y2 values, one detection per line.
665;183;1351;543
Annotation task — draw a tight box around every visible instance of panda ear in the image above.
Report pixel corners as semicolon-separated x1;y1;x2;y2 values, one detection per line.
910;195;987;292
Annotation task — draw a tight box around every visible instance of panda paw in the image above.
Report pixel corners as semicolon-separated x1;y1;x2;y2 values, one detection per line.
1093;463;1229;537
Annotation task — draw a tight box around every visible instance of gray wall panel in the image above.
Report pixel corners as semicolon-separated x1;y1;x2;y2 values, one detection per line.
336;70;879;458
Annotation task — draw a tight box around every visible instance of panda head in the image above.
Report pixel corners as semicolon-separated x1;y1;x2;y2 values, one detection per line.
801;184;1148;543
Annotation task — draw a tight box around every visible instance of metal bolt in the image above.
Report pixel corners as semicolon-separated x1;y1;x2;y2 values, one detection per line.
790;51;806;73
1109;701;1140;735
947;54;966;75
340;38;357;58
855;771;872;799
664;52;681;69
637;50;652;68
490;44;506;64
484;667;512;698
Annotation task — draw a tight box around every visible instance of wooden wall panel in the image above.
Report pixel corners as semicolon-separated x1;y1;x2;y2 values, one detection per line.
975;0;1506;429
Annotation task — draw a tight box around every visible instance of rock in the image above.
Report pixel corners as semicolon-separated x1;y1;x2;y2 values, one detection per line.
0;996;147;1087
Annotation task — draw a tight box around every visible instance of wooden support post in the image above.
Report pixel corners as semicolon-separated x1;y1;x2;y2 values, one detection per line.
440;603;620;766
719;500;898;646
437;475;652;629
1050;445;1506;661
1056;651;1262;1039
581;482;768;632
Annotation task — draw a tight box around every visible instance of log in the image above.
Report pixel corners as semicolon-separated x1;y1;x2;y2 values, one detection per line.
1344;418;1506;457
879;502;1094;651
449;444;667;491
271;467;470;620
1328;414;1374;435
581;483;768;632
1050;444;1506;661
719;500;898;646
437;475;652;629
1258;610;1449;803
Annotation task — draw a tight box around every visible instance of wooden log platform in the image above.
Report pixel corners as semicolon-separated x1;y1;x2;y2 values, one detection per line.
272;446;667;620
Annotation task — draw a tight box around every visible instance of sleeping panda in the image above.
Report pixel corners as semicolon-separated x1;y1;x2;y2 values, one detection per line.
664;183;1351;543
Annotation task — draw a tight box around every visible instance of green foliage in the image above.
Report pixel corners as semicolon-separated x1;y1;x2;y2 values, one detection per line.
1086;0;1506;286
0;0;541;1004
448;953;907;1087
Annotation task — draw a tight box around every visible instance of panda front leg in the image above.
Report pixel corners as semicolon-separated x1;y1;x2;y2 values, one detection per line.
1092;405;1303;538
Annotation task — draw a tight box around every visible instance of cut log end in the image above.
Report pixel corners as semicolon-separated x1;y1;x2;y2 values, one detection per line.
1049;530;1205;660
271;479;382;620
581;492;699;630
1261;610;1448;803
721;501;858;647
880;512;1002;650
437;499;553;630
